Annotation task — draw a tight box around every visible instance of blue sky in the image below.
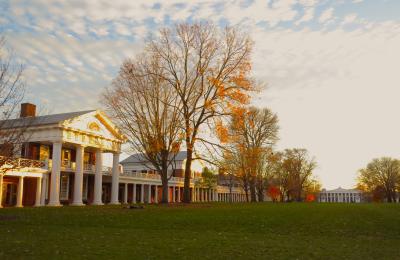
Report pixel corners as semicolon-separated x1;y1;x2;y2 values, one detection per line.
1;0;400;189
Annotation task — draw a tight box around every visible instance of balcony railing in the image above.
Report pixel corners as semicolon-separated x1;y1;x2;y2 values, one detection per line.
120;171;198;183
0;156;199;184
0;156;45;170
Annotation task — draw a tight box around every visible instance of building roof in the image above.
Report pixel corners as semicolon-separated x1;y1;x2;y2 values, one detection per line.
0;110;95;129
120;151;188;164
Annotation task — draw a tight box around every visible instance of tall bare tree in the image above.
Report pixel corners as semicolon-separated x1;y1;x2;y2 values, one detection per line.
0;36;26;158
0;36;32;208
358;157;400;203
147;23;255;202
103;55;183;203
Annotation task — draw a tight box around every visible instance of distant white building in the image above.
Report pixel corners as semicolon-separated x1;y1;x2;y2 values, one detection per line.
318;187;362;203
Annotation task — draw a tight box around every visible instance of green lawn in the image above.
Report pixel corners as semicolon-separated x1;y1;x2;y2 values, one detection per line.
0;203;399;259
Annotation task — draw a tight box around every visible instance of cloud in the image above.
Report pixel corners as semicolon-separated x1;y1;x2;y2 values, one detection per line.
318;7;334;24
2;0;400;186
342;13;358;25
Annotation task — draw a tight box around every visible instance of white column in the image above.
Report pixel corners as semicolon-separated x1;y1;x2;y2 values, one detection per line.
0;174;3;208
110;153;120;204
154;185;158;203
124;183;128;204
132;184;136;204
92;149;103;205
72;145;84;206
177;187;181;202
16;176;24;207
172;186;176;202
147;184;151;203
40;175;47;205
48;142;62;206
140;184;144;203
35;177;42;207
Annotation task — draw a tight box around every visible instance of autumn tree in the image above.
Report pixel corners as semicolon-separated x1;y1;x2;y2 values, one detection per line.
267;185;280;202
221;106;279;202
280;148;317;202
103;54;183;203
358;157;400;203
147;23;255;202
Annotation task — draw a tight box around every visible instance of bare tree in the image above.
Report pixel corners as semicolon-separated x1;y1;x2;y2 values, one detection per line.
358;157;400;203
0;36;26;158
147;22;255;202
103;54;183;203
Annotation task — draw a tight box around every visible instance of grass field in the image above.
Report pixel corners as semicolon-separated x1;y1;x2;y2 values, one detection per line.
0;203;399;259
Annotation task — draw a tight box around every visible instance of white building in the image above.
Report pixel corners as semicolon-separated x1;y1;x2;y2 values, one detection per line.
120;151;247;203
0;104;246;207
318;187;363;203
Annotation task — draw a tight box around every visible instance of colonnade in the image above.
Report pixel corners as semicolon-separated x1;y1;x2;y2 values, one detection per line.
3;142;121;208
119;183;246;204
47;143;121;207
217;192;247;202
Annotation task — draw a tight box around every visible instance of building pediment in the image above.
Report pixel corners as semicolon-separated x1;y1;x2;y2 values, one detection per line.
61;110;125;143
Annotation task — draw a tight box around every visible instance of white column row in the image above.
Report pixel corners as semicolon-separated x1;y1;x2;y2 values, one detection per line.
45;142;121;207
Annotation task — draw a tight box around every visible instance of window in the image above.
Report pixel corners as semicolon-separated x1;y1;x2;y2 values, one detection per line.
60;174;69;200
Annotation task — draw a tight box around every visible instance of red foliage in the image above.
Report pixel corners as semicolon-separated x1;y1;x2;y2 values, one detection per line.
267;186;280;201
306;194;315;202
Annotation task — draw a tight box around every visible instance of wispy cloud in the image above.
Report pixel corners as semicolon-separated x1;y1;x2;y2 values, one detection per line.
1;0;400;188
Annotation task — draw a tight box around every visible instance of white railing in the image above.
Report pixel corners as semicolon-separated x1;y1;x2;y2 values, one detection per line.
120;171;199;183
122;171;161;179
0;156;45;170
84;163;94;172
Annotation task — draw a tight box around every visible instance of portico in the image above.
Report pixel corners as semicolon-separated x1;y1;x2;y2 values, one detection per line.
0;106;125;208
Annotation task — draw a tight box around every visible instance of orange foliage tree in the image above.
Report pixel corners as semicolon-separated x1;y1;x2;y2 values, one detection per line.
146;23;255;202
220;106;279;202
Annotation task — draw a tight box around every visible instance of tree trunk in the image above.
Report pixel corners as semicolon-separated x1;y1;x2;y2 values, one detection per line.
249;177;257;202
257;190;264;202
183;147;193;203
160;168;169;204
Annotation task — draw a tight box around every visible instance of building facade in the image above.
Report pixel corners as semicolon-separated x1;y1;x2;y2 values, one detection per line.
318;187;363;203
0;104;246;207
0;104;125;207
119;151;247;203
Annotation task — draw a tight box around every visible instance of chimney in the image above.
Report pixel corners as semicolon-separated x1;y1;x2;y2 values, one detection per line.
20;103;36;118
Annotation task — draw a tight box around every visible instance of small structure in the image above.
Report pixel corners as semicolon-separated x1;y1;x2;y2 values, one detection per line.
318;187;363;203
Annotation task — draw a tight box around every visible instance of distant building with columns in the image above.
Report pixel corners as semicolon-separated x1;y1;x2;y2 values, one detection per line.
119;151;247;203
0;104;246;207
318;187;363;203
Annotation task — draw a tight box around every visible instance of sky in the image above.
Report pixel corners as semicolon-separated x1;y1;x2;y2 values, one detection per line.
1;0;400;189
